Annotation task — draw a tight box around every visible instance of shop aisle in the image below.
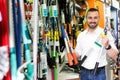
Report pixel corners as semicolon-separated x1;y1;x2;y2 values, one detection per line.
48;66;80;80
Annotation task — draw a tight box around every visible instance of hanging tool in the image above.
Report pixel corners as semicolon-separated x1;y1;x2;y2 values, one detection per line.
19;0;34;79
61;25;79;66
9;0;17;79
48;0;59;79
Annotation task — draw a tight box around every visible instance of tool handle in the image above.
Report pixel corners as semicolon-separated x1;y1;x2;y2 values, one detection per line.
79;55;87;66
67;53;73;66
71;51;78;65
93;62;99;75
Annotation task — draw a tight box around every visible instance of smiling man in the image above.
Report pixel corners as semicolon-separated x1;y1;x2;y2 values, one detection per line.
74;8;119;80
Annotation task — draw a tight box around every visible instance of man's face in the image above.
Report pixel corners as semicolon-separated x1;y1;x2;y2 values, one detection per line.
86;11;99;29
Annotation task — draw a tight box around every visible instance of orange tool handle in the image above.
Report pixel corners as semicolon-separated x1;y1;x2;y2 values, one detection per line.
71;52;78;65
67;53;73;66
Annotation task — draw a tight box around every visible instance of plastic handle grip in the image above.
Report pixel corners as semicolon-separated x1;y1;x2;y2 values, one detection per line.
93;62;99;75
67;53;73;66
71;52;78;65
61;25;66;38
79;55;87;67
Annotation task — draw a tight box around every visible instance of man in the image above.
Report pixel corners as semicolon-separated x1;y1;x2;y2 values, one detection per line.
74;8;119;80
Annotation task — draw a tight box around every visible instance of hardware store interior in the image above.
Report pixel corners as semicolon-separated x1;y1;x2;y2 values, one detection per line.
0;0;120;80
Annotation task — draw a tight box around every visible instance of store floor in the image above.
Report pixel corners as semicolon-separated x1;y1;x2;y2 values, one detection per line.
66;78;80;80
59;72;79;80
48;68;80;80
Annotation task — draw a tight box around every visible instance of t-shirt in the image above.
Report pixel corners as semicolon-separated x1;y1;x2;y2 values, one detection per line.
75;26;117;69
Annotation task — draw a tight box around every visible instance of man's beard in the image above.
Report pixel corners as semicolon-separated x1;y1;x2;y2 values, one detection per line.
88;22;98;29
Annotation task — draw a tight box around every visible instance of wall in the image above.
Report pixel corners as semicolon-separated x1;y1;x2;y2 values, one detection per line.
83;0;105;29
95;0;105;28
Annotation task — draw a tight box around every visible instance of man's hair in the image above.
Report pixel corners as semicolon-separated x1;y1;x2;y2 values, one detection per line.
86;8;99;17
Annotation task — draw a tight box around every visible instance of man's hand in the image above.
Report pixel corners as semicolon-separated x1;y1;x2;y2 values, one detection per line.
101;37;118;62
101;36;109;49
68;40;73;48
